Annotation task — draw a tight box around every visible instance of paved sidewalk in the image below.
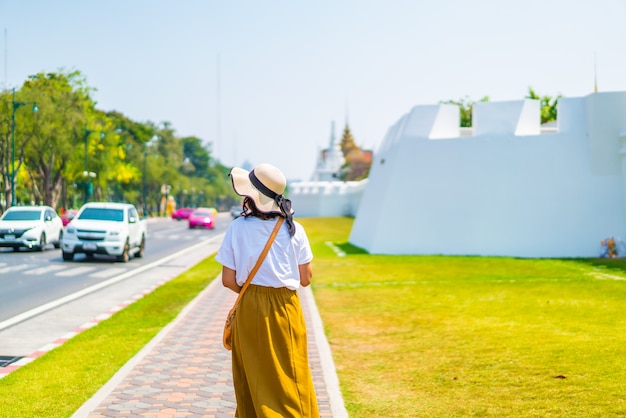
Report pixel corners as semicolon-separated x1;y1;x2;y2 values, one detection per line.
73;275;347;417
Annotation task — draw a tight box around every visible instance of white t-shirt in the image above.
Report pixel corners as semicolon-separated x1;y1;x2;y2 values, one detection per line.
216;216;313;290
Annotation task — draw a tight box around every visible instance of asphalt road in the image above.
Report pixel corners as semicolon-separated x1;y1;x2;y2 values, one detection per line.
0;213;232;358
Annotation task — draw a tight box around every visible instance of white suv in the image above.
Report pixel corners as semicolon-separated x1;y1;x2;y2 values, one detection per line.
61;202;146;262
0;206;64;251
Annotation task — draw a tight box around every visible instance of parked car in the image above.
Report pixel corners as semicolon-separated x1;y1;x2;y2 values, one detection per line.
61;202;147;262
188;208;215;229
60;209;78;226
0;205;64;251
230;205;244;218
171;207;194;220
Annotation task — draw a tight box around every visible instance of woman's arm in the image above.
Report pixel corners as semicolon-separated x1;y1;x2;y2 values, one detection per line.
222;266;241;293
298;262;313;287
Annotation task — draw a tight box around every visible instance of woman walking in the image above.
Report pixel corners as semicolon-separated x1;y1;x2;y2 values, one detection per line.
216;163;320;418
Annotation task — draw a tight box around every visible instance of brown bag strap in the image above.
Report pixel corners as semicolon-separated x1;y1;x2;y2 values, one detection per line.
231;217;284;308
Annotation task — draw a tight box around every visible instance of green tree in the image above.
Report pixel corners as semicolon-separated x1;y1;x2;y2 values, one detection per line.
1;86;48;208
107;111;156;211
0;70;240;215
0;89;19;209
205;162;239;210
440;96;490;127
181;136;210;177
83;110;143;204
526;87;561;124
19;70;94;208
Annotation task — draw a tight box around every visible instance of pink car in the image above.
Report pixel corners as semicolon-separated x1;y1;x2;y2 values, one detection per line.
172;207;194;220
61;209;78;226
188;208;215;229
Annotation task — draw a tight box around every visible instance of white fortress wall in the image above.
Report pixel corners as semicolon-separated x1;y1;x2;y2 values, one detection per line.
585;93;626;175
349;92;626;257
289;180;368;218
377;111;409;155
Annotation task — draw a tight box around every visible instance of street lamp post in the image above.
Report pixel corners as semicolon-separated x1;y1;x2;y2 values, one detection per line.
142;135;158;218
143;147;147;217
83;130;89;204
83;129;102;204
10;88;38;206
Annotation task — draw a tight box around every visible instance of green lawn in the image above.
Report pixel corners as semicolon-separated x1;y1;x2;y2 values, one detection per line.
300;217;626;417
1;217;626;417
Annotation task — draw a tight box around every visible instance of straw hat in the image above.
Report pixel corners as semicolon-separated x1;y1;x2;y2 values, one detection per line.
229;163;287;213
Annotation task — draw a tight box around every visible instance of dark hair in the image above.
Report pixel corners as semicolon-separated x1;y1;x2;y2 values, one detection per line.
242;196;281;220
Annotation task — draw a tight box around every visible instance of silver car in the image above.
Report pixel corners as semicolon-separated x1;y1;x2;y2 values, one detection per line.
0;206;64;251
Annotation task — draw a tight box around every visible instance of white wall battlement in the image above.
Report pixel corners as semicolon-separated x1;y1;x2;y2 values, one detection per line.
474;99;541;136
289;180;367;218
350;92;626;258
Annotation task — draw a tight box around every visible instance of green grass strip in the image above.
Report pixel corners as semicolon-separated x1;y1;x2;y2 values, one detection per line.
0;255;222;418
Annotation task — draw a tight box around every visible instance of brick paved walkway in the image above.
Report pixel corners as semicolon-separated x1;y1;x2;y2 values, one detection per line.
73;277;346;418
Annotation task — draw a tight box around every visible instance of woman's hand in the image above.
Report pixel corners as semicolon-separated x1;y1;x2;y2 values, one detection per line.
222;266;241;293
298;262;313;287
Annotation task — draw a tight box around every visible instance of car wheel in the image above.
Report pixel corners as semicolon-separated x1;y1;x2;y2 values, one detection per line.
54;230;63;249
116;240;130;263
62;251;74;261
135;234;145;258
38;233;47;252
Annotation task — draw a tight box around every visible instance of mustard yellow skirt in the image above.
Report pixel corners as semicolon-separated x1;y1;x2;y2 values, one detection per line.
232;284;319;418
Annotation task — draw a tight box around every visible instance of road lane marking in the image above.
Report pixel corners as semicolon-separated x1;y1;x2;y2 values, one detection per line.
55;267;97;277
23;265;66;275
90;268;127;279
0;233;225;331
0;264;29;274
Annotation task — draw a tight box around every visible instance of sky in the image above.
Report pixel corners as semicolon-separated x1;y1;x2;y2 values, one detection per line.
1;0;625;181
